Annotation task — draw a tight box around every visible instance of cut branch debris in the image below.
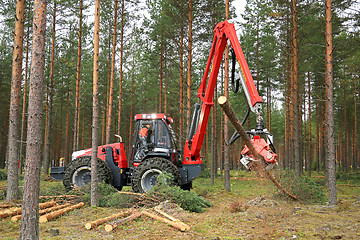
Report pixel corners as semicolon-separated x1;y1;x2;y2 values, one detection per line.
85;209;132;230
39;202;84;223
104;211;142;232
218;96;299;201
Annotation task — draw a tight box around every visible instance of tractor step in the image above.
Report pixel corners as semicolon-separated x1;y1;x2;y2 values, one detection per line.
50;167;65;181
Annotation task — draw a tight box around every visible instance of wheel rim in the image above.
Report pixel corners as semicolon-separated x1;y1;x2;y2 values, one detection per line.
140;169;162;193
72;166;91;188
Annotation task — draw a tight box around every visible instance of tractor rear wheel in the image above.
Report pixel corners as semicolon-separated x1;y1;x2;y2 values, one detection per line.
131;157;181;193
63;156;112;192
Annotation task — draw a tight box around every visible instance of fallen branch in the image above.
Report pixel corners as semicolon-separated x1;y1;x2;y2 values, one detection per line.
85;209;132;230
104;211;142;232
142;210;189;232
218;96;299;201
39;202;84;223
154;207;190;231
11;203;71;222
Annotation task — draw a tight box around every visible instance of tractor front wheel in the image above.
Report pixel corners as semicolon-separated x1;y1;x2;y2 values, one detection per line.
63;156;112;192
131;157;181;193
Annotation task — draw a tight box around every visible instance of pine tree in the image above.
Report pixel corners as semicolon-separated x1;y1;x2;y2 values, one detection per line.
20;0;47;237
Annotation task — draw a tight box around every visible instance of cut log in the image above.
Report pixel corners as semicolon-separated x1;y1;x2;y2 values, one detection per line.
39;195;77;199
142;210;189;232
11;203;71;222
0;207;22;219
85;210;132;230
218;96;299;201
0;201;56;219
0;204;14;208
39;202;84;223
104;211;142;232
153;207;190;231
39;201;57;209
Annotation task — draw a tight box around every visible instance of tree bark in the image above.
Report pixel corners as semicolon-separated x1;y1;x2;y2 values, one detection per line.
43;0;56;175
73;0;83;152
106;0;118;144
19;16;31;174
307;71;312;177
7;0;26;201
325;0;337;206
39;202;84;223
292;0;300;175
20;0;47;238
91;0;101;207
224;0;230;192
118;0;124;136
186;0;192;130
105;211;141;232
179;6;184;147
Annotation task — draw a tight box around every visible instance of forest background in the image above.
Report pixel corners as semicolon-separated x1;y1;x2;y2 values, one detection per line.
0;0;359;196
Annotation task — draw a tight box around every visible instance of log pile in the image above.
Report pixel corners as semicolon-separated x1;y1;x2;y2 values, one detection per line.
11;203;71;222
84;205;190;232
0;201;56;219
39;202;84;223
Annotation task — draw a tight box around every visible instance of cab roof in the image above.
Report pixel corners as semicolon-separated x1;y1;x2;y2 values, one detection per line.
134;113;173;124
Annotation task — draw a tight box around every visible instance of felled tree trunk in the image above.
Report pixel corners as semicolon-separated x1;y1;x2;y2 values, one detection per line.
218;96;299;201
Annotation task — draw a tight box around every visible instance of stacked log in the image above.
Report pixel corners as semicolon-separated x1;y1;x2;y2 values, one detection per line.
11;203;71;222
39;202;84;223
0;201;56;219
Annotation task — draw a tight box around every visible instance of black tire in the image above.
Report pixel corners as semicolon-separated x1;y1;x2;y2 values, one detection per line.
131;157;181;193
181;182;192;191
63;156;112;192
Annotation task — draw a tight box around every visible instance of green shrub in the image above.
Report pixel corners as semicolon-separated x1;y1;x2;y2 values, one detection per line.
273;170;326;204
75;183;138;208
149;173;212;213
0;170;7;181
199;169;211;178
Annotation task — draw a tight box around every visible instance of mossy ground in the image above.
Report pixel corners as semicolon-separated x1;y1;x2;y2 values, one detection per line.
0;170;359;239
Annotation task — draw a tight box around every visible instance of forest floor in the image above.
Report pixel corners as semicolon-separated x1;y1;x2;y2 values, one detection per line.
0;170;359;240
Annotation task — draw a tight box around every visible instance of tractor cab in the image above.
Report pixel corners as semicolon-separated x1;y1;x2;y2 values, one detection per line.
130;114;180;166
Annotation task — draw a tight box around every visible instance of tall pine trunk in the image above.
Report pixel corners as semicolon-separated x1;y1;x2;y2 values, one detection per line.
91;0;101;207
224;0;230;192
292;0;300;175
73;0;83;152
325;0;336;206
118;0;124;136
7;0;25;201
43;0;56;175
106;0;118;144
19;17;31;174
186;0;192;131
20;0;47;238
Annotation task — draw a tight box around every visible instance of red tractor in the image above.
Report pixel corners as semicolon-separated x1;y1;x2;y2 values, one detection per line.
50;20;278;193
